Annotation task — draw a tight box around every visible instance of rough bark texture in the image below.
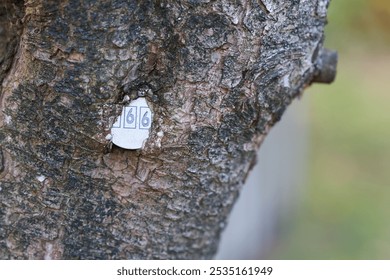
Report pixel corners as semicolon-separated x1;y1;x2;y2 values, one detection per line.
0;0;333;259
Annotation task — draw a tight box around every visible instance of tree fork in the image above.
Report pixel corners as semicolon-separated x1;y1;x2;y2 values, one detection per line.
0;0;336;259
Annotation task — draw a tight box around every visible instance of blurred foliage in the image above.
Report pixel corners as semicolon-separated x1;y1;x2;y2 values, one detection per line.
325;0;390;50
270;0;390;259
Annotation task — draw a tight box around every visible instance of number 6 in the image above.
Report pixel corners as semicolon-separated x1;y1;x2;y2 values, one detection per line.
126;107;135;125
141;111;150;128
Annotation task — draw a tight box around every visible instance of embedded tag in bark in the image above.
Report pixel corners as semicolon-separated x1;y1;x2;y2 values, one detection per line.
111;97;152;150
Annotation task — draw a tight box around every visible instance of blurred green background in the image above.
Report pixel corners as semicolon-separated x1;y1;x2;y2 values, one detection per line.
270;0;390;259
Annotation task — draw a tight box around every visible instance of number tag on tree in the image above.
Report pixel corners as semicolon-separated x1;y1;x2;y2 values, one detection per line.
111;97;152;149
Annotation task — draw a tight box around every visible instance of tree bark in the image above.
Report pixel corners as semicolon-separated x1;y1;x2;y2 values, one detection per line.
0;0;335;259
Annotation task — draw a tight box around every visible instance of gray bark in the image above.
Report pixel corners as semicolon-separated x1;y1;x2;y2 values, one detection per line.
0;0;335;259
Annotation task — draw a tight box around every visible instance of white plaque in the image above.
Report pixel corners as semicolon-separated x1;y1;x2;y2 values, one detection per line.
111;97;152;149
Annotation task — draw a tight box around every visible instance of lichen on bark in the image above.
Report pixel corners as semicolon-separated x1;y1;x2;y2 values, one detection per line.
0;0;333;259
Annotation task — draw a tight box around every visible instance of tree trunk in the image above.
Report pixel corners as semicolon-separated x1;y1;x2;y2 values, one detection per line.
0;0;336;259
